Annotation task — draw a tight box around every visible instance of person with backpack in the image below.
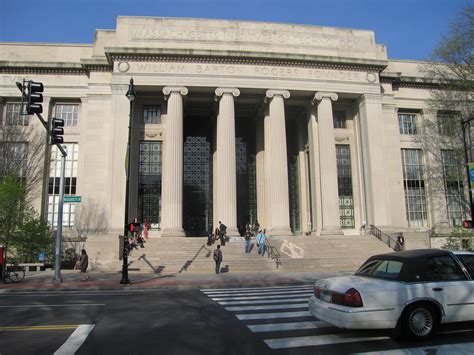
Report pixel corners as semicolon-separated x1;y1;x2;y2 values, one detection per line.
256;229;266;256
213;245;223;274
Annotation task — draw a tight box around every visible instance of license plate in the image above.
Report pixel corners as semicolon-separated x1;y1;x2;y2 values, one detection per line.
320;290;332;303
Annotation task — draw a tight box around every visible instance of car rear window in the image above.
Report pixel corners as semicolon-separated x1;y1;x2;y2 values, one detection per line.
456;254;474;278
356;259;403;280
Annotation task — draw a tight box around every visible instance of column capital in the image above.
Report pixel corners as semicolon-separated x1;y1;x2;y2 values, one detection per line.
163;86;188;98
312;92;338;104
215;87;240;98
265;89;290;100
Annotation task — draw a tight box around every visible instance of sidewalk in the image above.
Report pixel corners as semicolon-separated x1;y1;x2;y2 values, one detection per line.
0;269;352;293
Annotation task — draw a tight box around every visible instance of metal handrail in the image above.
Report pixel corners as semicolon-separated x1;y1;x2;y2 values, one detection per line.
264;238;282;269
368;224;399;249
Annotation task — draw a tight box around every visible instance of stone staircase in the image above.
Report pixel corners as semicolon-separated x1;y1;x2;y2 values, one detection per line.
106;237;276;275
270;235;393;272
100;234;393;274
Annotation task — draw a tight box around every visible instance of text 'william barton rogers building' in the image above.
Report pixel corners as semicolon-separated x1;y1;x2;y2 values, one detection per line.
0;17;458;255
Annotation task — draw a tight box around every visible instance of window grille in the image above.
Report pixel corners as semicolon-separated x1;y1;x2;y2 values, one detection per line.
336;145;355;228
5;103;28;126
441;149;466;226
333;111;346;129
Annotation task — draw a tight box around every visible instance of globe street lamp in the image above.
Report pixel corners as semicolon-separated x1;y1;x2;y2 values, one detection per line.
121;78;136;284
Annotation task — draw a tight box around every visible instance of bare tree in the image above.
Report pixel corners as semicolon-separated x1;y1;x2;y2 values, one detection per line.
417;5;474;222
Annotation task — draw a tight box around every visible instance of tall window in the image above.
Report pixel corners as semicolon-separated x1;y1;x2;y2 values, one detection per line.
437;111;459;136
337;145;355;228
442;150;466;226
333;111;346;129
47;143;79;227
401;149;427;227
4;102;28;126
55;104;79;127
143;105;161;124
138;141;162;229
398;113;417;135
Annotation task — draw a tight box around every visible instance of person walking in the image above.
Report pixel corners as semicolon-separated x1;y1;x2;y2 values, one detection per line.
80;249;89;281
213;245;223;274
218;221;227;245
244;228;252;253
256;229;266;256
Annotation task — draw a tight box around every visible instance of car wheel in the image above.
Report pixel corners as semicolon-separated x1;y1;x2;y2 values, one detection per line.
401;303;438;340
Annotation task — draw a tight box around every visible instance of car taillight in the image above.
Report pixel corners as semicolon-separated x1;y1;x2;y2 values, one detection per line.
343;288;363;307
314;286;321;298
331;288;363;307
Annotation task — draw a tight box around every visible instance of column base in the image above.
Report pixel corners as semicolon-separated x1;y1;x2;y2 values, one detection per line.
161;228;186;237
269;227;293;237
226;227;240;237
320;226;344;235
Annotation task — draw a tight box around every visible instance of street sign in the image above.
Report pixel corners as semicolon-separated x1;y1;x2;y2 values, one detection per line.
469;163;474;190
64;196;81;203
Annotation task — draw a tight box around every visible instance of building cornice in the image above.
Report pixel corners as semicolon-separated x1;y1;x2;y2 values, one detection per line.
104;47;388;72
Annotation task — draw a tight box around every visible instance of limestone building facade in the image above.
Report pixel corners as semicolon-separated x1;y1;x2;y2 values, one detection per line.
0;17;464;256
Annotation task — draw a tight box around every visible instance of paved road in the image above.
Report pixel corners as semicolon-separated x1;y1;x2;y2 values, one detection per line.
1;286;473;354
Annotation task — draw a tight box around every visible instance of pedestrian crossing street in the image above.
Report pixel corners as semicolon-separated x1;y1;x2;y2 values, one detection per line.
201;284;474;354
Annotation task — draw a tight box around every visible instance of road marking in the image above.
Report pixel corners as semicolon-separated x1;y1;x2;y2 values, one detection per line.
206;289;313;297
201;285;312;292
236;310;311;320
354;341;474;354
218;297;310;305
0;303;105;308
54;324;95;355
0;325;79;331
248;320;331;333
264;334;388;349
211;293;312;301
203;286;312;294
226;303;308;311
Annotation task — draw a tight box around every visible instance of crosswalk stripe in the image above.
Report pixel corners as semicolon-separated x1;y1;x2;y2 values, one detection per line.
236;311;311;320
225;303;308;311
201;285;312;292
354;341;474;355
248;320;331;333
203;286;312;295
264;334;388;349
218;297;310;305
206;289;313;297
211;293;312;301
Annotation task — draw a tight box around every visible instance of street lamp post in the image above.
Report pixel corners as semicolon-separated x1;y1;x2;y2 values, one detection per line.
462;117;474;224
121;78;136;285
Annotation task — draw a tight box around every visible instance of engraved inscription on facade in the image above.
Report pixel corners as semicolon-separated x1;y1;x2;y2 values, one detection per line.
119;62;375;83
130;26;362;50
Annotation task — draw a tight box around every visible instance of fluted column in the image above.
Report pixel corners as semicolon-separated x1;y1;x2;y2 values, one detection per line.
313;92;343;235
264;90;291;236
214;88;239;236
161;86;188;237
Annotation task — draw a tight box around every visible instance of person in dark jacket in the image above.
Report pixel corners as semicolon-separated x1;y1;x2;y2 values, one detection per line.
213;245;223;274
80;249;89;281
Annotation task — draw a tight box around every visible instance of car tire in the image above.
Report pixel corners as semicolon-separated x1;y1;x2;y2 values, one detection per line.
401;303;438;340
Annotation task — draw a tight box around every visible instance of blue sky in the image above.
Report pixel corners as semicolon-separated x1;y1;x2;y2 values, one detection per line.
0;0;471;60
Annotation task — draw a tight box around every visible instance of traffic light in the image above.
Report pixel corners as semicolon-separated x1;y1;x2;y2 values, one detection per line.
51;118;64;144
26;81;44;114
462;220;473;228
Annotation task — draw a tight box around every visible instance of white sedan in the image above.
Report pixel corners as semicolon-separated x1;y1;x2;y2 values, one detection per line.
308;249;474;340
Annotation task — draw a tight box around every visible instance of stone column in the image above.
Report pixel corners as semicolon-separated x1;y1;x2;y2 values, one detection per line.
313;92;343;235
214;88;240;236
264;90;291;236
161;86;188;237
